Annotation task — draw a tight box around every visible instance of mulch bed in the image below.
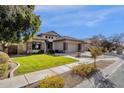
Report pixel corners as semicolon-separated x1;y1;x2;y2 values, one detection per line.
23;60;115;88
24;71;85;88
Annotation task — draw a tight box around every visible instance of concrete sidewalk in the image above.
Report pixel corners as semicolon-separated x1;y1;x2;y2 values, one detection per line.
0;55;121;88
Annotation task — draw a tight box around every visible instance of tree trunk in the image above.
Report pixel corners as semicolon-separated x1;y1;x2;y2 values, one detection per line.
94;58;97;68
2;43;8;53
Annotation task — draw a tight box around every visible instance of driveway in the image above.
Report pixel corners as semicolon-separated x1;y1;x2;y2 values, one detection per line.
108;63;124;88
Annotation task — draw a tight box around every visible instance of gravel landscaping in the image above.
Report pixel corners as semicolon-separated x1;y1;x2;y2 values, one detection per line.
92;60;115;69
23;60;115;88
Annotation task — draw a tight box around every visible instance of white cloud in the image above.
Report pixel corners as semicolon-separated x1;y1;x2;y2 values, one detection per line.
35;6;124;28
85;6;124;27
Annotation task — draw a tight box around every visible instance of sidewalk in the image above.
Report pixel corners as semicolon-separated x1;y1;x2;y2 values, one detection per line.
0;55;122;88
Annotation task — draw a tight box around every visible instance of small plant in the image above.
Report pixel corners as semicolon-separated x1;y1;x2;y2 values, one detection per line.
72;64;96;77
39;76;64;88
47;50;55;54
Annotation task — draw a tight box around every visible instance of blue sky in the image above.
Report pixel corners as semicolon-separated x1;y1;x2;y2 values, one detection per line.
34;5;124;39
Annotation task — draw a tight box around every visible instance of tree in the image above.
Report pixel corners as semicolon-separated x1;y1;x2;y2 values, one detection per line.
101;40;113;52
89;47;102;68
109;34;124;51
90;34;106;47
90;34;124;53
0;5;41;52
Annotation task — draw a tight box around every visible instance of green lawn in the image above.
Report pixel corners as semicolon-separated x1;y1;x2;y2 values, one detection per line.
14;54;77;75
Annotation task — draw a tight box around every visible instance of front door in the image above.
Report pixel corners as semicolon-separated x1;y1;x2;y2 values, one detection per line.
47;42;53;50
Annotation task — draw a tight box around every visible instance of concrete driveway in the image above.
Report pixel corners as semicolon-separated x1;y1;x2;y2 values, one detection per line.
108;63;124;88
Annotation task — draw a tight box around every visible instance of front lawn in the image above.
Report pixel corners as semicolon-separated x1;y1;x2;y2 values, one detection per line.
14;54;77;75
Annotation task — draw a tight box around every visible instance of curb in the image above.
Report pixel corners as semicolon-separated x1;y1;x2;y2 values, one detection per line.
9;62;20;78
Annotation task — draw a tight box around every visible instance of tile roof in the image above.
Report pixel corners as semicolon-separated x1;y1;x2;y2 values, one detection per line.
37;31;61;37
54;36;83;42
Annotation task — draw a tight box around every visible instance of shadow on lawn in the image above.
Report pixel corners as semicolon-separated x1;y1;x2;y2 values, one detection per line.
88;71;117;88
10;54;61;58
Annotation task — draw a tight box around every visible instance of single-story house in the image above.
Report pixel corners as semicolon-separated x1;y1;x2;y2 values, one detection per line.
0;31;91;54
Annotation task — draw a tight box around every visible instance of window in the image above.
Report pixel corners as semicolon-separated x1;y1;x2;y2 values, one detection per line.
32;42;41;50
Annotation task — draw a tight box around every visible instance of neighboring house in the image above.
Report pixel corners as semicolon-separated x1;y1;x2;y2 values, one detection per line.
0;31;91;54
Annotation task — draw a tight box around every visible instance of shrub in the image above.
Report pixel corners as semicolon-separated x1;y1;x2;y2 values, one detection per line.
38;50;44;54
55;50;59;53
47;50;55;54
39;76;64;88
72;64;96;77
55;50;64;53
0;52;9;78
0;63;8;77
0;52;10;64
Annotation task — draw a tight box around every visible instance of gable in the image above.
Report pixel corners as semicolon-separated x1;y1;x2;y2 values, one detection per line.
38;31;61;37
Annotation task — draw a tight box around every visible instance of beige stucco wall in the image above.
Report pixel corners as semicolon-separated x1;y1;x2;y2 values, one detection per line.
81;43;91;51
81;44;86;52
41;42;45;50
17;43;27;54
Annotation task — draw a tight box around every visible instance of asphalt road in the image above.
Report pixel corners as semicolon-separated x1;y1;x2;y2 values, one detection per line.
108;63;124;88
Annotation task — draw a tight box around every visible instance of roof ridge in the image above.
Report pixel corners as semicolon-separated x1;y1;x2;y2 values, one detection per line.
37;31;61;36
